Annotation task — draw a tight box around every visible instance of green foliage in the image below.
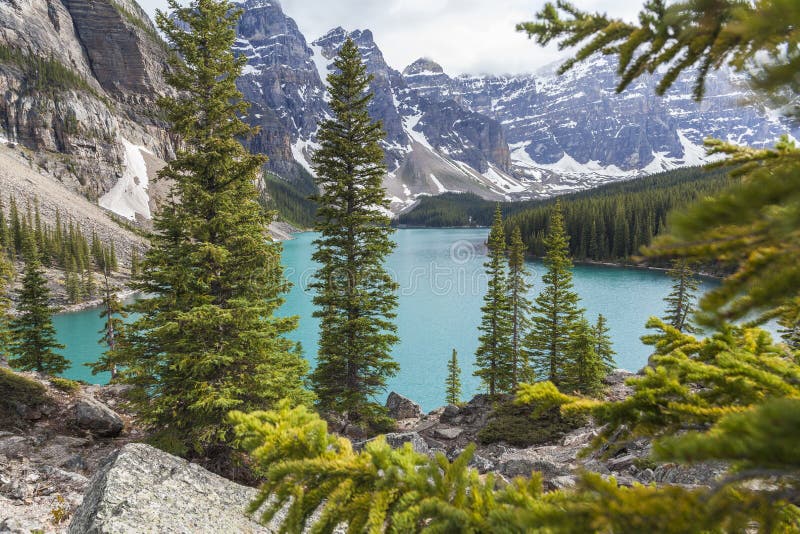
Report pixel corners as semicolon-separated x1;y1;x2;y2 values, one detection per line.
508;225;532;385
398;167;731;264
0;252;12;365
478;397;585;447
662;259;700;333
234;399;792;532
648;137;800;325
0;44;98;98
520;320;800;453
117;0;311;460
563;317;606;396
525;201;584;386
49;376;81;394
309;38;398;424
87;275;127;379
474;206;514;396
9;241;67;375
445;348;461;405
593;314;615;374
261;172;318;229
518;0;800;326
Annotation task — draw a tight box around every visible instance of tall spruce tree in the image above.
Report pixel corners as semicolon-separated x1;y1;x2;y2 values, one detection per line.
593;313;616;373
10;239;67;374
118;0;311;459
474;205;514;396
308;38;399;424
445;348;462;405
663;259;700;333
89;273;127;379
564;317;606;396
525;200;583;387
0;253;12;366
508;225;532;386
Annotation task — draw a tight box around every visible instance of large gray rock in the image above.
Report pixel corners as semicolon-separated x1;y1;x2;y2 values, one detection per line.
74;397;124;437
385;392;423;420
68;443;267;533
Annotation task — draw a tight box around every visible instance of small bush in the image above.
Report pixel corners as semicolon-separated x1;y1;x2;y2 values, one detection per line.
50;376;81;394
478;398;587;447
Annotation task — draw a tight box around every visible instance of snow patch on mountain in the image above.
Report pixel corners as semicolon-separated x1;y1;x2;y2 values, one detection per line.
99;137;152;220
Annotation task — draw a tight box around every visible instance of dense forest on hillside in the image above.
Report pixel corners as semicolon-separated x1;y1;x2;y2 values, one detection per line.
397;166;732;262
261;172;318;229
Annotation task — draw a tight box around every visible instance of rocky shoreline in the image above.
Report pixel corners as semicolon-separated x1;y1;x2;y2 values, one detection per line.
0;367;725;533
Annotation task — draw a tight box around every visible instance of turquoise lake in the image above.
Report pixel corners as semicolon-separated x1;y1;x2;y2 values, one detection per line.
55;228;722;411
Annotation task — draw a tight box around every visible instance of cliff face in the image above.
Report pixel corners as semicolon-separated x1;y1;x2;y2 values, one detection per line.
0;0;174;219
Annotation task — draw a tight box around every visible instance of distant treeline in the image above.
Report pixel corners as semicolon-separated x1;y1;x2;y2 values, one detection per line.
261;172;318;229
0;195;119;277
397;166;734;262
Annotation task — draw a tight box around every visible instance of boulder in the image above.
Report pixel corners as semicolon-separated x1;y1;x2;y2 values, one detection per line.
74;396;124;437
433;427;463;440
384;432;429;455
385;392;422;420
439;404;461;423
607;453;637;471
68;443;267;533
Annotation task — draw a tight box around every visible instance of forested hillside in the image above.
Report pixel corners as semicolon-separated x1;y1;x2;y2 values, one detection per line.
398;166;732;262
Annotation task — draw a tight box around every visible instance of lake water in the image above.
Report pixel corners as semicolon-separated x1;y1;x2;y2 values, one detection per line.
55;228;721;411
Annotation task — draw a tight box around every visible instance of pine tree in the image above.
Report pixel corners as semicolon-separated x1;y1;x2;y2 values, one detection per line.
0;252;13;366
593;314;616;373
474;205;514;396
117;0;311;459
89;273;127;379
525;200;583;387
508;225;532;386
564;317;606;396
10;238;67;374
662;259;699;333
64;255;81;304
445;348;462;405
130;248;140;278
309;37;399;424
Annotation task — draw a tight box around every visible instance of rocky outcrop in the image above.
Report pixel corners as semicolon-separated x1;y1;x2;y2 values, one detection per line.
385;391;423;420
74;397;124;438
68;443;266;533
0;0;175;223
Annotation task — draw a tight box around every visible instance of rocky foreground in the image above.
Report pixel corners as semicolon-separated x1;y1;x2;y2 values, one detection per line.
0;368;725;533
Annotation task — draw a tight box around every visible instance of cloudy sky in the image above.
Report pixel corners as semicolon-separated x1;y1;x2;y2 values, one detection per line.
137;0;641;74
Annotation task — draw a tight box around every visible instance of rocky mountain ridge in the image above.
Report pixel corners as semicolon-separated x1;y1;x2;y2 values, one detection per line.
233;0;799;209
0;0;176;223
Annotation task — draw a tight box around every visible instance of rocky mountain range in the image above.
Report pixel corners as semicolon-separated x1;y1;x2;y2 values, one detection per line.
0;0;798;223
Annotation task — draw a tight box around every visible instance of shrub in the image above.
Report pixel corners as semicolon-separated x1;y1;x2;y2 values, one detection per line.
478;397;586;447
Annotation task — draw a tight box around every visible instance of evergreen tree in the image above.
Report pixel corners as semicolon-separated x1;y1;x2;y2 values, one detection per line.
309;38;398;424
474;205;514;396
445;348;462;405
64;255;81;304
89;273;127;379
130;248;140;278
10;239;67;374
593;314;615;373
508;225;532;385
525;200;583;387
117;0;311;459
563;317;606;396
0;253;12;366
662;259;699;333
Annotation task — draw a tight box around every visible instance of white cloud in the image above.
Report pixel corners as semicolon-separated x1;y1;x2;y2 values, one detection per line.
136;0;642;74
